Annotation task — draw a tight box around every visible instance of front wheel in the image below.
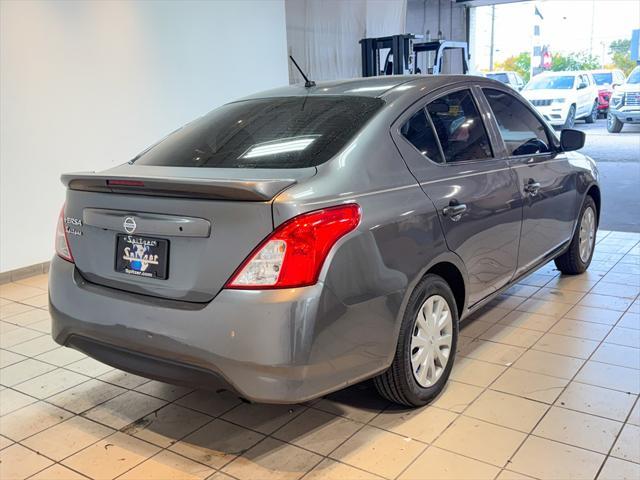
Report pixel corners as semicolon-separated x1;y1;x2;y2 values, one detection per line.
607;113;623;133
554;196;597;274
374;274;458;407
564;105;576;129
585;101;597;124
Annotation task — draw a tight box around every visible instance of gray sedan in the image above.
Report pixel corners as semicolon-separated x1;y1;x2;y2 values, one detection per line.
49;75;600;406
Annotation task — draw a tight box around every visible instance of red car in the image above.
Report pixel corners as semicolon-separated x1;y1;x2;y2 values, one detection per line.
592;69;626;116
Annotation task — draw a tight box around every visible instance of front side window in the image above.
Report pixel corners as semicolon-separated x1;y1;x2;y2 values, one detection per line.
483;88;551;156
426;89;493;163
400;109;443;163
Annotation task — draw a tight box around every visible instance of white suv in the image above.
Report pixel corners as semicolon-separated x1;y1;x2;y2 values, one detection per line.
522;71;599;128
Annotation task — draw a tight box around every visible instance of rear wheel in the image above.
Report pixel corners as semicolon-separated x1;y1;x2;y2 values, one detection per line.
374;274;458;407
554;196;597;274
607;113;623;133
585;101;597;124
564;105;576;129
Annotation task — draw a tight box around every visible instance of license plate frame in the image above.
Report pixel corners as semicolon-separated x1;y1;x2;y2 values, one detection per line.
115;234;169;280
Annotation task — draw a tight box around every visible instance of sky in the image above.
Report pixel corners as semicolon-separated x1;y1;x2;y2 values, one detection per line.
471;0;640;71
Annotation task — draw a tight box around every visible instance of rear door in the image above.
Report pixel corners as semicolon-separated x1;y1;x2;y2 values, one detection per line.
391;86;522;306
480;87;578;276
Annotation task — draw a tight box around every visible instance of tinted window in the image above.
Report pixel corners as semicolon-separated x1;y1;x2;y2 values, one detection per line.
628;67;640;84
426;90;493;163
400;109;443;163
483;88;551;156
593;72;613;85
133;96;384;169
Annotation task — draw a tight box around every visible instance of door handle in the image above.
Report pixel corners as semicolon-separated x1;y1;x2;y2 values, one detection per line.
524;180;541;195
442;202;467;220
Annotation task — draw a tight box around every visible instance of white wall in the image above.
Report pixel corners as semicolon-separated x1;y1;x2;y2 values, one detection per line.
0;0;289;272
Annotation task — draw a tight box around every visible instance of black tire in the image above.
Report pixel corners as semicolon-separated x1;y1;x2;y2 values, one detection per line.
607;112;623;133
585;101;597;124
554;196;598;275
374;274;459;407
563;105;576;129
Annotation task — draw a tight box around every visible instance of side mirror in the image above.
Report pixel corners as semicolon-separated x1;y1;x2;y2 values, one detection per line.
560;129;585;151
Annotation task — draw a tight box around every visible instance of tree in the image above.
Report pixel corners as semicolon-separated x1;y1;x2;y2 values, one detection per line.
495;52;531;82
550;51;600;71
609;39;635;75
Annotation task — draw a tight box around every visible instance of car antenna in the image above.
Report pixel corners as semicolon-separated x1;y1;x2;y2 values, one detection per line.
289;55;316;88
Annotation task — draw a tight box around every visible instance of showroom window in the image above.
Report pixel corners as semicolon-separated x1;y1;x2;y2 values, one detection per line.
133;96;384;169
426;90;493;163
400;109;444;163
483;88;551;156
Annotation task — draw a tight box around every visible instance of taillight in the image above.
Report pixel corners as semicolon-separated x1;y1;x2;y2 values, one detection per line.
226;204;361;289
55;206;74;263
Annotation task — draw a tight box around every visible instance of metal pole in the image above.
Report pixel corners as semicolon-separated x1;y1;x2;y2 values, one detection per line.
489;5;495;71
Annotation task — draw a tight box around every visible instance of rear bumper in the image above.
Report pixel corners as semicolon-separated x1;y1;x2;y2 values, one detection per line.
49;255;393;403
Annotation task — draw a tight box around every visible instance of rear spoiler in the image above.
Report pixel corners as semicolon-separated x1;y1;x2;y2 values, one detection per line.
61;173;297;201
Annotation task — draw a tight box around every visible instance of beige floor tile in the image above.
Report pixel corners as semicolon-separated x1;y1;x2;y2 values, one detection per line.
330;425;424;479
15;274;48;290
221;403;305;435
434;416;526;467
169;418;264;469
35;346;85;366
518;273;555;288
0;400;72;441
65;356;115;377
534;406;622;453
509;436;604;480
467;306;512;324
579;293;634;312
479;324;544;348
591;281;640;299
28;319;52;334
629;400;640;426
550;318;612;341
134;380;192;402
20;293;48;308
512;349;584;379
601;271;640;286
97;369;150;389
593;343;640;369
83;390;166;429
174;389;241;417
223;437;322;480
0;283;44;301
575;361;640;394
430;381;483;413
618;312;640;330
62;432;161;480
516;298;573;319
497;310;559;332
399;446;500;480
369;405;458;444
119;450;214;480
450;356;506;387
556;382;637;422
0;435;13;450
464;389;548;432
0;387;36;416
0;327;43;349
459;319;493;338
611;424;640;463
208;473;236;480
0;302;33;320
598;456;640;480
532;287;585;304
505;284;541;298
533;332;600;359
487;294;527;310
0;443;53;480
272;407;361;455
544;274;601;292
22;416;114;461
13;368;89;399
7;334;59;357
491;368;568;404
304;458;379;480
28;464;89;480
496;470;537;479
565;305;623;325
312;384;389;423
2;308;50;327
606;327;640;348
459;339;526;366
48;378;126;414
123;403;212;448
0;349;26;369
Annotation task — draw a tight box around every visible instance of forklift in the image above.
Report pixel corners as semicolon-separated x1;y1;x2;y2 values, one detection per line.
359;33;469;77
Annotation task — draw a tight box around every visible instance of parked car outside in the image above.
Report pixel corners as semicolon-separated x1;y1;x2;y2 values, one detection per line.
486;70;525;90
607;66;640;133
49;75;600;407
591;69;626;117
522;70;599;128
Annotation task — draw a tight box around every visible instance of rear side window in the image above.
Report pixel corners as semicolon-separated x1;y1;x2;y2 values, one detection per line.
483;88;551;156
400;109;443;163
426;89;493;163
133;96;384;168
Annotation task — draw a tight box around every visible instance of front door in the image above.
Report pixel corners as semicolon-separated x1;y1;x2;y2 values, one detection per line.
480;87;579;275
392;87;522;306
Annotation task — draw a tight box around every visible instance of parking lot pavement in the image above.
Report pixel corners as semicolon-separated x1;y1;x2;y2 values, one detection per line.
575;119;640;233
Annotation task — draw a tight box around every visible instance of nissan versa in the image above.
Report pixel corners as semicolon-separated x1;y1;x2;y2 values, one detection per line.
49;75;600;406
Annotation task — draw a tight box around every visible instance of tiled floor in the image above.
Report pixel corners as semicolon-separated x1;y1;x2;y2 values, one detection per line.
1;230;639;480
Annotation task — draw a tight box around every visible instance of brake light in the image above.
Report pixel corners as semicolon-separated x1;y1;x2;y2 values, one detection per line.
107;179;145;187
226;204;361;289
55;206;74;263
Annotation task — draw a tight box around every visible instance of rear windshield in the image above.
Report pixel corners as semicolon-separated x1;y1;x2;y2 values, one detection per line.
487;73;509;84
592;72;612;85
133;96;384;168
